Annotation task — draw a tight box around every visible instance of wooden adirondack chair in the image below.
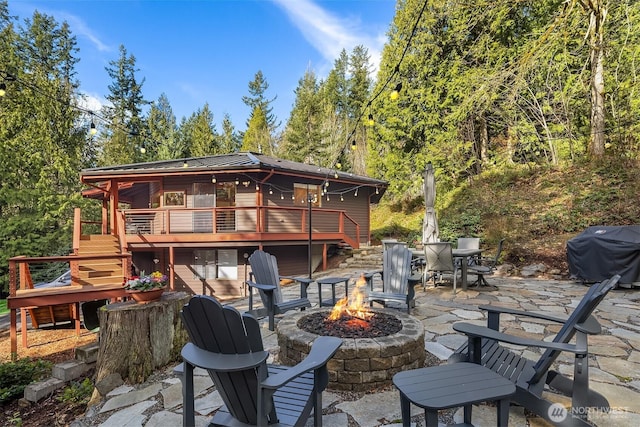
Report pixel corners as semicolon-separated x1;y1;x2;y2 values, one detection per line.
365;243;415;313
179;295;342;427
247;250;312;331
449;275;620;426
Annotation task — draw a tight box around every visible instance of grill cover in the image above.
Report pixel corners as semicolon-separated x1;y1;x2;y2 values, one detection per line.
567;225;640;284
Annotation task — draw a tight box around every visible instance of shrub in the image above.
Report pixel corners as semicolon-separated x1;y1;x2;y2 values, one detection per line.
0;358;52;403
59;378;93;404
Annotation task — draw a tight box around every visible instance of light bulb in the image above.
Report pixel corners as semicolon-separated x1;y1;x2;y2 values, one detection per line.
183;161;188;168
211;175;216;183
336;162;342;169
280;193;284;200
351;140;357;150
90;121;97;135
269;188;273;195
375;187;379;195
140;146;146;154
0;82;7;97
367;114;374;126
354;189;358;197
235;178;239;185
390;82;402;100
340;195;344;202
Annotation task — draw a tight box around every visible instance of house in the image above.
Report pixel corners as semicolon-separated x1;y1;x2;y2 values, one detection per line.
78;152;388;299
6;152;387;356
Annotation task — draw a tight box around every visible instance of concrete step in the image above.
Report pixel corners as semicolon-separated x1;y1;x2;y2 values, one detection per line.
24;359;94;402
75;342;99;364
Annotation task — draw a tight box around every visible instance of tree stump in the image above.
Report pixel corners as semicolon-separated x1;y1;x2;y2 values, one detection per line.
95;291;190;384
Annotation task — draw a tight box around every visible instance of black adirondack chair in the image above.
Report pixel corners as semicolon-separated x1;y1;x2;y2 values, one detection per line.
365;243;416;313
179;295;342;427
449;274;620;426
247;250;312;331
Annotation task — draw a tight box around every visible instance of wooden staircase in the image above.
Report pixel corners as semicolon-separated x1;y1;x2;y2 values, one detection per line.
75;235;125;286
28;235;125;329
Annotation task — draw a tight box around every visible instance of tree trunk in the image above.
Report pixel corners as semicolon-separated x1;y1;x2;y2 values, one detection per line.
586;0;607;158
95;291;190;384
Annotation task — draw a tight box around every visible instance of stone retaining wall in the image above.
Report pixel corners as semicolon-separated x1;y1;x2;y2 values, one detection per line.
277;308;425;391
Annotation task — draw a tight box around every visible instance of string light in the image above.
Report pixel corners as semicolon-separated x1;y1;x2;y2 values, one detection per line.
351;140;357;150
182;161;188;168
269;187;273;195
235;178;239;185
367;113;374;127
390;82;402;100
90;120;97;135
0;82;6;97
354;188;358;197
280;192;284;200
139;144;146;154
211;175;216;184
340;194;344;202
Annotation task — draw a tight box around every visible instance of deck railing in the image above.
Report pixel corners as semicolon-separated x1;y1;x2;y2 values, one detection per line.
119;206;361;245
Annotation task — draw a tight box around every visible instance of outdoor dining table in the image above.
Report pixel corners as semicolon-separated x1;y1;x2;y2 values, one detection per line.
452;248;483;290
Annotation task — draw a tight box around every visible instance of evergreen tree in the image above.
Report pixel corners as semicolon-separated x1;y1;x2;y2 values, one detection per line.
242;106;270;153
279;68;326;164
189;103;218;157
219;113;241;154
0;3;85;288
242;71;279;153
99;44;147;166
348;46;372;175
147;93;180;161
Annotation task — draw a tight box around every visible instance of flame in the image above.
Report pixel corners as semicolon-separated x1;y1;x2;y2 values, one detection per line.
327;275;373;322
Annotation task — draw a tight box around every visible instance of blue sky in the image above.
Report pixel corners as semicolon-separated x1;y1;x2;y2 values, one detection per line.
8;0;396;131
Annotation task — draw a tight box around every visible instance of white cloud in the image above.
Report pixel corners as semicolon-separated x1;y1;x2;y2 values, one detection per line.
271;0;386;74
57;12;112;52
77;92;107;113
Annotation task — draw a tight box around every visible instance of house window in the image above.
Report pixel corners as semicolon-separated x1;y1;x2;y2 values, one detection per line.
193;249;237;280
163;191;185;207
293;184;321;207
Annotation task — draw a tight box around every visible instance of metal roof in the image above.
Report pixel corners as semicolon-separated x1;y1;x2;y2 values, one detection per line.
81;152;388;186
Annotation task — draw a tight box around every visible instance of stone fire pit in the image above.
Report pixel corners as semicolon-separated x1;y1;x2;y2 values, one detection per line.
277;307;425;391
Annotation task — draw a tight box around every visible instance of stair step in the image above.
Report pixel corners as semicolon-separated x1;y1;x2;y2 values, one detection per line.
76;276;123;286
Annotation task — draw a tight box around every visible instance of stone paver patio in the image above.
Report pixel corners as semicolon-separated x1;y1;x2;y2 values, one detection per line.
73;269;640;427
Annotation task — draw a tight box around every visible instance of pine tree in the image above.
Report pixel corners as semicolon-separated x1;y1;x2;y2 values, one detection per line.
99;44;147;166
242;71;279;153
219;113;241;154
189;103;218;156
279;68;326;163
242;106;270;153
147;93;179;161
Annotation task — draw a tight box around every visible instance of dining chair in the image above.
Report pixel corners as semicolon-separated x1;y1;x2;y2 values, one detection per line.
423;242;460;294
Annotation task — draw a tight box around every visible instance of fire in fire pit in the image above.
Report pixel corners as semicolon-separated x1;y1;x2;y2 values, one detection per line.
297;275;402;338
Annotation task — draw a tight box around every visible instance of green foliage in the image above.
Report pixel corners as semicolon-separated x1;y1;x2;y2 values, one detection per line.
58;378;93;404
0;299;7;315
372;161;640;266
0;358;52;403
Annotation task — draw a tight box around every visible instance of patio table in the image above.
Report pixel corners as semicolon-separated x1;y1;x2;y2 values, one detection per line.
316;276;350;307
393;362;515;426
452;248;483;290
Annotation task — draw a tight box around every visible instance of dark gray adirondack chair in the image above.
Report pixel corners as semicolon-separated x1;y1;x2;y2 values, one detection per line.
449;275;620;426
247;250;312;331
365;243;415;313
180;295;342;427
